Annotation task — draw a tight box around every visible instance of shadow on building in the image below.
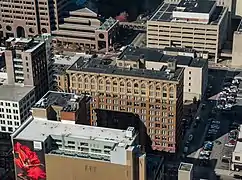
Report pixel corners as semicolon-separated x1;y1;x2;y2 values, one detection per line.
95;109;153;153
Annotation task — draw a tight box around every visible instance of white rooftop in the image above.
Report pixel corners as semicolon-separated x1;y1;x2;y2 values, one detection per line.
6;37;32;44
234;141;242;153
0;85;34;102
12;117;137;145
53;54;83;66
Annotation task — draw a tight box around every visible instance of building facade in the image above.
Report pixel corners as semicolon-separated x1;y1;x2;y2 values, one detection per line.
117;46;208;101
0;0;54;39
147;0;228;62
31;91;91;125
0;85;35;133
232;20;242;67
66;57;184;152
5;37;49;101
11;117;146;180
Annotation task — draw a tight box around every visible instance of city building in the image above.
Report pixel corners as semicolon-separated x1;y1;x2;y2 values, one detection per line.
231;125;242;171
31;91;91;125
52;53;92;92
0;0;53;39
0;69;8;85
117;46;208;101
147;0;228;62
11;117;146;180
66;57;184;152
232;20;242;67
35;34;54;90
5;37;49;101
0;84;35;134
178;162;193;180
0;0;119;53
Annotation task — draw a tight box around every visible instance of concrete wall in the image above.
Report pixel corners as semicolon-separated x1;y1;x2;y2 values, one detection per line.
44;150;145;180
232;32;242;67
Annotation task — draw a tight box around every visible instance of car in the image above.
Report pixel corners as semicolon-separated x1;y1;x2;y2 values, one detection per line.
210;126;220;130
225;139;236;147
188;134;193;142
233;174;242;179
212;121;220;124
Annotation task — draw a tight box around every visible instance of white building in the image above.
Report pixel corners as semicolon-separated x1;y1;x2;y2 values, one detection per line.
0;85;35;133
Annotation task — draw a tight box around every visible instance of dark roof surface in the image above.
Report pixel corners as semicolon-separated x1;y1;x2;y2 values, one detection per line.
68;58;184;82
118;46;207;67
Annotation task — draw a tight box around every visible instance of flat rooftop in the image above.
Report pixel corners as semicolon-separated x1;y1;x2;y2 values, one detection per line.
0;85;34;102
6;37;44;52
12;117;136;145
179;162;193;171
68;57;184;82
33;91;85;111
98;17;117;31
149;1;224;25
234;141;242;153
53;54;83;66
177;0;215;14
118;46;207;67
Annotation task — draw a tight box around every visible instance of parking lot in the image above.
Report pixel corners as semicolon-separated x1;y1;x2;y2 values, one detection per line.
179;69;242;179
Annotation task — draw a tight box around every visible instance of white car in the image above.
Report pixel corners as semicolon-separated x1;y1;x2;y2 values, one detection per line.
212;121;220;124
210;124;220;128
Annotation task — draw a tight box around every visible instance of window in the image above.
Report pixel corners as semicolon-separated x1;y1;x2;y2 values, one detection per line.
189;77;191;80
235;156;240;161
8;127;13;132
189;83;191;86
188;89;191;92
1;126;6;131
189;71;191;74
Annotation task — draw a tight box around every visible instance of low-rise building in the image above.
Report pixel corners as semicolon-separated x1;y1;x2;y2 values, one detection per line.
0;84;35;133
31;91;91;125
11;117;146;180
117;46;208;101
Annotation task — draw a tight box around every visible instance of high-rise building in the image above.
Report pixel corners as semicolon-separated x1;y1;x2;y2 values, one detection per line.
147;0;228;63
11;117;146;180
5;37;49;100
31;91;91;125
65;57;184;152
0;0;119;53
0;0;54;38
0;84;35;134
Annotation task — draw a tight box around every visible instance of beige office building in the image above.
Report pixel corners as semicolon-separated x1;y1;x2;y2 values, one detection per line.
147;0;228;63
66;57;184;152
117;46;208;101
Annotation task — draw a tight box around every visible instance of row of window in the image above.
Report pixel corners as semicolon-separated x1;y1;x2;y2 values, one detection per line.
0;120;19;126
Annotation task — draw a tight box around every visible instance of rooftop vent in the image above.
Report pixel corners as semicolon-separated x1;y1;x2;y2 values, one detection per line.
125;127;135;138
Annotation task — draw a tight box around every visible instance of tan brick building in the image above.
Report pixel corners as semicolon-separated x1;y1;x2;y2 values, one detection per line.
66;57;184;152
